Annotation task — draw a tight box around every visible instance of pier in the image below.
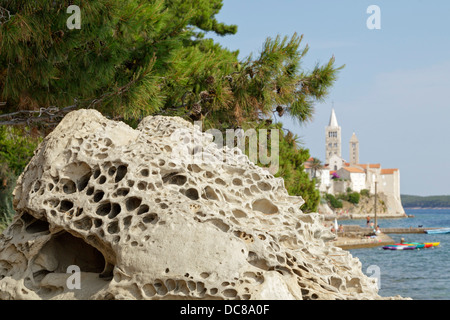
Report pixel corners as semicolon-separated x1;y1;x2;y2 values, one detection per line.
330;225;438;250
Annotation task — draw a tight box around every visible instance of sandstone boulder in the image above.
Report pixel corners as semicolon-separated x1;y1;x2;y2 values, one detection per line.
0;109;384;299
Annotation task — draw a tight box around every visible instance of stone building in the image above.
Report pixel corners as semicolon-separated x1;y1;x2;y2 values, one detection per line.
349;132;359;165
325;109;341;164
304;109;405;215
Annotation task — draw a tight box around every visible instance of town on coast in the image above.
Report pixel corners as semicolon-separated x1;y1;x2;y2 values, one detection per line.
304;109;409;249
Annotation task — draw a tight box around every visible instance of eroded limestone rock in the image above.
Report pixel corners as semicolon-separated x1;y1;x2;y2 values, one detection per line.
0;109;386;299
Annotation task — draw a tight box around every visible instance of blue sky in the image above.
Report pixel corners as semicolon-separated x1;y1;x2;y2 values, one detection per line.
209;0;450;196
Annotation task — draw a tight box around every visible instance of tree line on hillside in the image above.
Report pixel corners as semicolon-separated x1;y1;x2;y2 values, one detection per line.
0;0;343;226
401;195;450;208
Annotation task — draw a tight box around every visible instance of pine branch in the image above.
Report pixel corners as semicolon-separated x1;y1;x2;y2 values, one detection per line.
0;105;78;126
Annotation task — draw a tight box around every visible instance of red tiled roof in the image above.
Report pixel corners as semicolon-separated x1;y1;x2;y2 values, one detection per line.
342;167;365;173
381;168;398;175
357;164;381;169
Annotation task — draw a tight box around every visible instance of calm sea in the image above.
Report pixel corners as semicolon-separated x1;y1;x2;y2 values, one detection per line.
341;208;450;300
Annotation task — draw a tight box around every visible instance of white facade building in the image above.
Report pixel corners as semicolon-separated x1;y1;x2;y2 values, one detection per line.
304;108;405;215
337;167;366;192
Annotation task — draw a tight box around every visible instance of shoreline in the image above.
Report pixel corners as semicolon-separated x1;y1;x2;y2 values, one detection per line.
404;207;450;210
322;213;408;221
330;232;394;250
328;225;395;250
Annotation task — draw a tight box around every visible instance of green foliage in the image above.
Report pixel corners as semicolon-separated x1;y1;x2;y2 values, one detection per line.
347;192;360;205
1;2;342;126
0;0;237;120
273;126;319;212
0;126;41;227
360;189;370;197
0;126;40;176
336;190;360;205
0;1;342;219
325;193;343;209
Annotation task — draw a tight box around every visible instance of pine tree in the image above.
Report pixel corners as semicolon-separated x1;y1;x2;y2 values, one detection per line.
273;125;320;212
0;0;342;217
0;0;238;123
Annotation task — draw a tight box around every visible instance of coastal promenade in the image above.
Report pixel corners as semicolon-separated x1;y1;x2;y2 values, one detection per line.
331;225;435;250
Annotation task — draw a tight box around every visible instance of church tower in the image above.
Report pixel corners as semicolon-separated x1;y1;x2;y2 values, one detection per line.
349;132;359;165
325;108;341;164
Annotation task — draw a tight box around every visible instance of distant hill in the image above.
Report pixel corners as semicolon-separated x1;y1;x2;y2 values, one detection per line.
401;194;450;208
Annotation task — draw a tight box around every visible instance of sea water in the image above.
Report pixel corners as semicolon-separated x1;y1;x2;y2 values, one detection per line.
342;208;450;300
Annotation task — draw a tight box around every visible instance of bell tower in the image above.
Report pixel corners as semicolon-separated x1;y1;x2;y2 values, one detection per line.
325;108;341;164
349;132;359;165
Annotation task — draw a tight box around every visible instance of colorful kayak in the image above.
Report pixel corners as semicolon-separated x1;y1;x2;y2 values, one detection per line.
425;228;450;234
404;242;425;248
424;242;440;247
383;245;416;250
383;242;440;250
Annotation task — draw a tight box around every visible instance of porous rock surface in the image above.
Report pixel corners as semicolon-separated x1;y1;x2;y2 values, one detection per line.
0;109;385;300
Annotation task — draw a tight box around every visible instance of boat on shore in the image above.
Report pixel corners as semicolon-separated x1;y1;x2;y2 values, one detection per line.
425;228;450;234
382;242;440;250
383;244;416;250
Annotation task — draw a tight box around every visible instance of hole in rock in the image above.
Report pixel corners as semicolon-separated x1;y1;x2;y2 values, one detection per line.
107;221;120;234
257;181;271;191
77;172;92;192
25;217;50;234
140;169;149;177
222;289;237;298
86;187;94;196
93;168;101;179
187;164;202;173
60;200;74;212
123;216;132;228
162;173;187;186
137;204;149;215
74;217;93;231
184;188;199;200
94;190;105;203
33;181;41;192
252;199;278;215
104;138;112;147
62;179;76;194
20;212;35;224
108;167;117;176
116;188;130;197
108;203;121;219
125;197;142;211
96;202;112;216
232;178;242;186
232;209;247;219
142;213;158;224
36;232;107;274
205;171;214;179
98;175;107;184
137;182;147;190
94;219;103;228
115;165;127;183
247;251;270;271
75;208;83;217
215;178;226;186
203;186;219;201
